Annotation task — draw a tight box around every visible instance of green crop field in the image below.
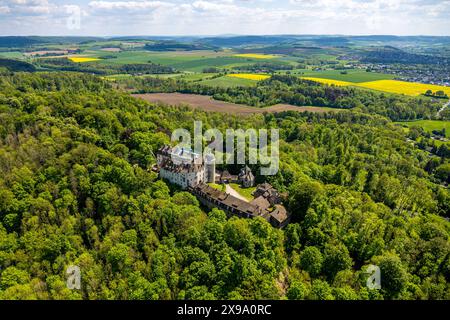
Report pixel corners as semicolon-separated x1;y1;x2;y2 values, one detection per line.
199;75;257;87
87;50;255;72
105;72;221;83
80;50;200;65
0;51;25;59
177;73;219;81
103;73;182;80
168;56;258;72
296;69;395;83
146;53;217;67
397;120;450;138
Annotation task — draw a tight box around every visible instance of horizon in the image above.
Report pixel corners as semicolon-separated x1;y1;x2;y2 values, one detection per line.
0;0;449;37
2;34;450;38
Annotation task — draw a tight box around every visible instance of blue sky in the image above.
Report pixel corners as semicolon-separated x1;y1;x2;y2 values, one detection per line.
0;0;449;36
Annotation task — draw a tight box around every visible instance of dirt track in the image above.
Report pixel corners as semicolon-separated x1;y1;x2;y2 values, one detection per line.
132;93;339;115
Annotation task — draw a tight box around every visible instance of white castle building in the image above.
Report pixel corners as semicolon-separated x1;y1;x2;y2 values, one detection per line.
156;145;215;189
156;145;291;228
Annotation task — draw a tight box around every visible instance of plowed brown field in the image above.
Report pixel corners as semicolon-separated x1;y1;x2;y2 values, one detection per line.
132;93;341;114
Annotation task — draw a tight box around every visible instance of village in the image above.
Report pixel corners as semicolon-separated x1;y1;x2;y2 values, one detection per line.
155;145;291;228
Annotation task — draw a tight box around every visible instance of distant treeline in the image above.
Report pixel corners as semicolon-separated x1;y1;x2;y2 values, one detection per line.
121;74;441;121
0;58;36;72
37;58;175;75
0;36;102;48
232;62;295;72
144;41;215;52
361;46;450;65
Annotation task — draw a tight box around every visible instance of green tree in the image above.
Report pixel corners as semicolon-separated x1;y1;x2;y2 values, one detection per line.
299;246;323;277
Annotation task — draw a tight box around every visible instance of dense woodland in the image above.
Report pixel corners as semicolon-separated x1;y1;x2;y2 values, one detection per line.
232;62;295;73
0;72;449;300
361;46;450;65
123;75;443;121
0;59;36;73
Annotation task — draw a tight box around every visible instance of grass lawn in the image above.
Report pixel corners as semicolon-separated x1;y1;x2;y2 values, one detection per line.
396;120;450;138
88;50;202;65
106;72;219;82
229;183;256;201
176;73;218;81
199;75;257;88
87;50;260;72
208;183;225;192
0;51;24;59
168;56;257;72
207;183;255;201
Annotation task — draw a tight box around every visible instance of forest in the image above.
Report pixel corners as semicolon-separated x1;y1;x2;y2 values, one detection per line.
0;59;36;73
0;71;449;300
361;46;450;65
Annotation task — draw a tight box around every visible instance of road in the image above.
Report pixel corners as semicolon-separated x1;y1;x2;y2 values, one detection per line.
437;100;450;117
225;184;249;203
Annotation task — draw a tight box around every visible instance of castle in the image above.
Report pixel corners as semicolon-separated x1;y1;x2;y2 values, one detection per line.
156;145;215;189
156;145;290;228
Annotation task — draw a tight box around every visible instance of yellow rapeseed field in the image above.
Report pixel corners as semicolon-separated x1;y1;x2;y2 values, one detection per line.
228;73;271;81
302;77;450;97
234;54;277;59
301;77;353;87
69;57;101;63
355;80;450;96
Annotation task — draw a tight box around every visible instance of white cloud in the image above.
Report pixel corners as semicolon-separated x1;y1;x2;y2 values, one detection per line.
0;0;449;35
0;5;10;14
88;1;173;11
0;0;56;15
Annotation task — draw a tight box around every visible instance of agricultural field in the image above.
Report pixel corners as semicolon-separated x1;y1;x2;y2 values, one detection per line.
298;69;396;83
61;50;203;66
57;49;283;72
228;73;271;81
104;73;185;80
108;73;257;87
234;53;278;59
303;77;450;96
0;51;25;59
168;56;260;72
198;75;258;88
355;80;450;96
301;77;352;86
132;93;343;114
69;57;101;63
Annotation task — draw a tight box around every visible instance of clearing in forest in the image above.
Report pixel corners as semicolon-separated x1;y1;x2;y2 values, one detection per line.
132;93;342;114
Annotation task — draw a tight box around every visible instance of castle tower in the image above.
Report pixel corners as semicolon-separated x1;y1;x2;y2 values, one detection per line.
204;153;216;183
